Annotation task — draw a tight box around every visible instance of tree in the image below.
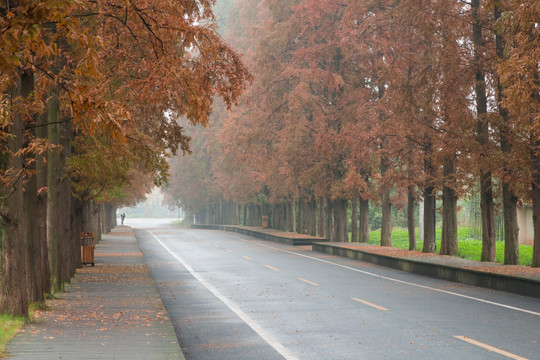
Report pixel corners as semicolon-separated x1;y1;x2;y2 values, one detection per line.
1;0;251;314
495;0;540;266
0;73;28;316
471;0;497;262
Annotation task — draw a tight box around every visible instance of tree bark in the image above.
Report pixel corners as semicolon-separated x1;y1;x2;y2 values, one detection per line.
480;174;497;262
380;139;392;247
359;198;369;242
351;193;358;242
332;199;348;242
290;198;296;233
494;4;519;265
0;76;29;316
317;197;325;237
60;118;72;283
528;51;540;266
271;203;279;230
419;198;424;242
473;0;496;262
407;187;416;250
381;188;392;247
307;199;317;236
72;197;84;269
21;69;43;302
441;158;458;256
423;187;436;253
532;140;540;267
46;75;64;292
36;111;50;297
298;199;304;233
326;199;333;241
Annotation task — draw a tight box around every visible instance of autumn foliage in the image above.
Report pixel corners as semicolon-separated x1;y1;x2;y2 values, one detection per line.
163;0;540;268
0;0;250;315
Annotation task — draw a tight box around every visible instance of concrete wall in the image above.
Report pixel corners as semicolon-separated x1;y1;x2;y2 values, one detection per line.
517;207;533;246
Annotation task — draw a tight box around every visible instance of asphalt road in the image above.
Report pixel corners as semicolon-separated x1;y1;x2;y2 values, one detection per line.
130;218;540;360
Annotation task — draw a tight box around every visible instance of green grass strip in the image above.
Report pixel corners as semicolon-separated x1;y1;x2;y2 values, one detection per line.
362;228;533;266
0;314;25;357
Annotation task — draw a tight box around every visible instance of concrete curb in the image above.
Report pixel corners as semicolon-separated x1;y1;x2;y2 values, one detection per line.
191;224;328;245
312;243;540;299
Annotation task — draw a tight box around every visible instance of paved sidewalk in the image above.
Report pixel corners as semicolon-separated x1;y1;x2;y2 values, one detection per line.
7;226;184;360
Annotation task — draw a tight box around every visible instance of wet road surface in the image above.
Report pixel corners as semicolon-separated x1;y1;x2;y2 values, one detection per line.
131;219;540;360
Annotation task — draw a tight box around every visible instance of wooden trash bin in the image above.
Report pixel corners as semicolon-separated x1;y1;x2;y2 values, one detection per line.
262;215;269;228
81;232;95;266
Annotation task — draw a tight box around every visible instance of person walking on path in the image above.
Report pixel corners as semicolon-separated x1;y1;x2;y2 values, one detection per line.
121;213;126;225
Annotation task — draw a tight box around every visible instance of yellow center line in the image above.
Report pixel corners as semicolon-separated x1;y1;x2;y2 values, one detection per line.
225;249;234;253
243;256;252;260
454;336;528;360
265;265;279;271
213;244;220;248
297;278;319;286
351;297;389;311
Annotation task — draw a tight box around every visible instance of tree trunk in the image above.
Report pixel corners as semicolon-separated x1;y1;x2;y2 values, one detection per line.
419;198;424;242
317;197;325;237
351;193;358;242
380;138;392;247
21;69;43;302
359;198;369;242
306;199;317;236
473;0;496;262
298;199;304;233
423;187;436;253
0;76;29;316
531;69;540;267
326;199;333;240
441;158;458;256
256;204;262;226
93;203;102;243
250;204;258;226
494;4;519;265
47;77;64;292
480;174;497;261
72;198;84;269
271;203;278;230
36;111;50;296
380;188;392;247
60;118;72;283
532;140;540;266
332;199;348;242
407;187;416;250
290;199;296;233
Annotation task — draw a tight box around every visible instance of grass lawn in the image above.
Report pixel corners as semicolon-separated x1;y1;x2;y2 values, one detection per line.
0;302;45;357
360;227;533;266
0;314;25;357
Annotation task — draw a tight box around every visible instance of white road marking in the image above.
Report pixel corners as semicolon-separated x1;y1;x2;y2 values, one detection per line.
243;256;252;260
148;231;299;360
298;278;319;286
352;297;389;311
265;264;279;271
221;233;540;317
454;336;528;360
225;249;234;253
